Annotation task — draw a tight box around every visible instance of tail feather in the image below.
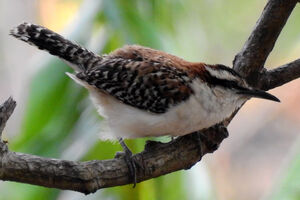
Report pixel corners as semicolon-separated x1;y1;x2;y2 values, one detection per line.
10;22;102;72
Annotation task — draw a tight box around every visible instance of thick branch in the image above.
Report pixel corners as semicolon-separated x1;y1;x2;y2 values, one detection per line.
260;59;300;90
0;118;227;193
233;0;298;84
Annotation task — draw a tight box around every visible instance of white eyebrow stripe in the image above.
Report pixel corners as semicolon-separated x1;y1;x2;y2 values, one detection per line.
205;66;238;81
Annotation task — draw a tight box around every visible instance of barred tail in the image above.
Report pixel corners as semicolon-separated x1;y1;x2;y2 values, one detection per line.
10;22;102;72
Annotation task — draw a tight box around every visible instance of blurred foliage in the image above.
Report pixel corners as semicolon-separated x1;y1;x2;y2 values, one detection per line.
267;142;300;200
2;0;300;200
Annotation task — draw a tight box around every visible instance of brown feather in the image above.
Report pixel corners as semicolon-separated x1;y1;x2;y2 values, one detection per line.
76;45;205;113
109;45;207;76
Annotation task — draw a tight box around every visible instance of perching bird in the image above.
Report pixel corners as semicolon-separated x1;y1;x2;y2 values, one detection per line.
10;22;280;185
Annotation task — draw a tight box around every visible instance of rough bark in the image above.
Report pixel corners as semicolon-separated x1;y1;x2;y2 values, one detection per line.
0;122;226;194
260;59;300;90
0;97;16;137
233;0;298;86
0;0;299;194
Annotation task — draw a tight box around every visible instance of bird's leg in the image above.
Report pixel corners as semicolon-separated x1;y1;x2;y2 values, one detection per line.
117;138;138;187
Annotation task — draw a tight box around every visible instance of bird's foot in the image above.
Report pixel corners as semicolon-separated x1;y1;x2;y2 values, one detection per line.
116;138;139;187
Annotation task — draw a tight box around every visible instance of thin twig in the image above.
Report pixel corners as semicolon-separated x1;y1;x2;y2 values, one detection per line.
0;97;16;138
260;59;300;90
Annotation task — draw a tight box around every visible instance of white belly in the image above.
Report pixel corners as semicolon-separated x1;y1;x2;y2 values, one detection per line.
89;79;245;139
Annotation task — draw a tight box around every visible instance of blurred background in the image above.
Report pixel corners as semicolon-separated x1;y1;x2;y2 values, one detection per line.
0;0;299;199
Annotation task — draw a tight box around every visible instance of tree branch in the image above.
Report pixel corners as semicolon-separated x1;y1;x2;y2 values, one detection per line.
260;59;300;90
225;0;298;122
233;0;298;85
0;97;16;138
0;0;300;194
0;106;227;193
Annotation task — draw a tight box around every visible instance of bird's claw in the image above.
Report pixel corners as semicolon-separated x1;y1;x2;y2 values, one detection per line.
117;138;139;187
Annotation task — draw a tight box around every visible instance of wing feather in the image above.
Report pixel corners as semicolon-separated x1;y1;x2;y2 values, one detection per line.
76;57;194;113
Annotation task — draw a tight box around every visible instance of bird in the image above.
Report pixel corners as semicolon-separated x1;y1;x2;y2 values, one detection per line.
10;22;280;185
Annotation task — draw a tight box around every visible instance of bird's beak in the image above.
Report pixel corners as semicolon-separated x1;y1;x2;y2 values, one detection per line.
237;89;280;102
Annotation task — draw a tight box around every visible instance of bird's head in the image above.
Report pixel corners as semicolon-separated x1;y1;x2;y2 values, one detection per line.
204;64;280;102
